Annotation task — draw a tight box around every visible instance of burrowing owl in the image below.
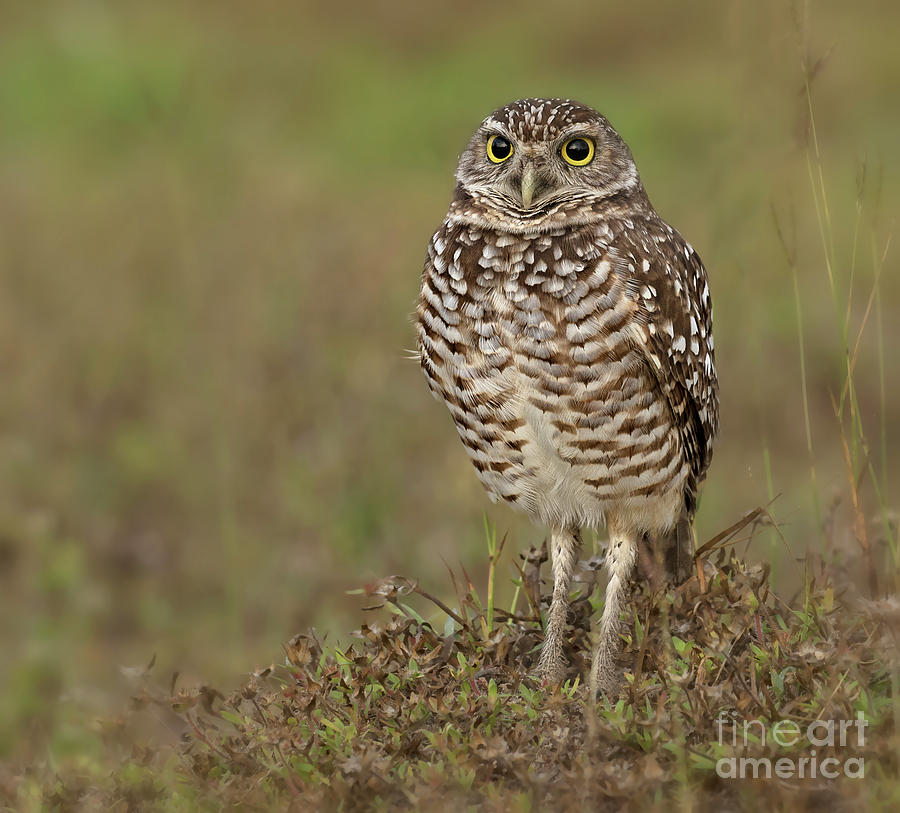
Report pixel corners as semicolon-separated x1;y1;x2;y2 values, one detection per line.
416;99;718;695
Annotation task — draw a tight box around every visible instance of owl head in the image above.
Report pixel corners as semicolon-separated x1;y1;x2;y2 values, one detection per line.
453;98;643;226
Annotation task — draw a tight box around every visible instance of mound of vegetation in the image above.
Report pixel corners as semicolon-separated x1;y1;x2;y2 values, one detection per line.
34;513;898;811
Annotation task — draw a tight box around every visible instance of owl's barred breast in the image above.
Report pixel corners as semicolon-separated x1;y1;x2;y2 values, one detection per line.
417;216;691;535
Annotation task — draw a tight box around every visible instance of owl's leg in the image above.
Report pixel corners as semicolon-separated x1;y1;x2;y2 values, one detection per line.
590;530;637;698
536;527;581;684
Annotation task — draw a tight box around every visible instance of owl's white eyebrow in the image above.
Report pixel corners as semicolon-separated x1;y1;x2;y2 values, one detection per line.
553;127;595;142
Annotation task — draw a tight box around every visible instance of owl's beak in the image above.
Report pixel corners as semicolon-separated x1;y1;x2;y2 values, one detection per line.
520;164;540;209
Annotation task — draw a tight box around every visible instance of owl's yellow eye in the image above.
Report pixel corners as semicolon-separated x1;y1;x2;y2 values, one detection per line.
561;137;594;166
486;134;513;164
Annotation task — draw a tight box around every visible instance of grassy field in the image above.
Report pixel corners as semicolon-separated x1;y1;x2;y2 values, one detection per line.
1;0;898;808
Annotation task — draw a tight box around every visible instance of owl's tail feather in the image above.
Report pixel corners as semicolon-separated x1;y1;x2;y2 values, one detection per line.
638;514;695;585
662;513;695;584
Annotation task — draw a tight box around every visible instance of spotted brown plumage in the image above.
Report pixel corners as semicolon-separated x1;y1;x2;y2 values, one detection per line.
416;99;719;695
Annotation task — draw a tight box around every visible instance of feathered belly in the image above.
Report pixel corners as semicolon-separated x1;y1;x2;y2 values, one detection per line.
427;346;688;532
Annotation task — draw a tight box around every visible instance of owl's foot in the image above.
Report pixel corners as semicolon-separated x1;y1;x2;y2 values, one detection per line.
535;644;567;686
589;640;624;700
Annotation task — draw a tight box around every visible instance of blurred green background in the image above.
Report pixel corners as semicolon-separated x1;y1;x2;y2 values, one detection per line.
1;0;897;770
